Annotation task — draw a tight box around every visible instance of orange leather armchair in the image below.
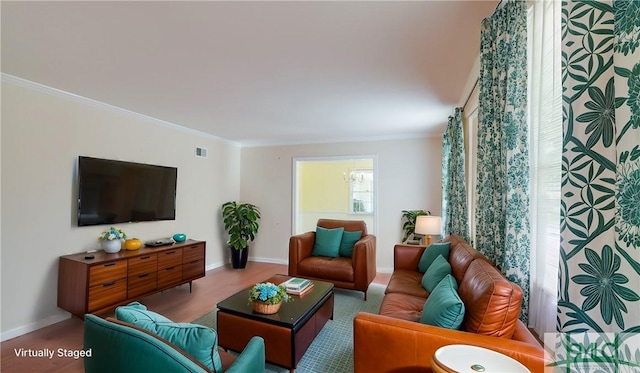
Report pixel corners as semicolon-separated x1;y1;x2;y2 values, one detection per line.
288;219;376;300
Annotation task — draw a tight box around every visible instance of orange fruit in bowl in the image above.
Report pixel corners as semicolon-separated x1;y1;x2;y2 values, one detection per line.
124;238;142;251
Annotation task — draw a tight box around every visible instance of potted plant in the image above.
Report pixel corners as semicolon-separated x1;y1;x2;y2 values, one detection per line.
99;226;127;253
401;210;431;242
248;282;292;314
221;201;261;269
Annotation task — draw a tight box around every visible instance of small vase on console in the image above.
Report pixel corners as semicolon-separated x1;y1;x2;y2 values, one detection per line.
172;233;186;242
98;226;127;254
102;239;122;253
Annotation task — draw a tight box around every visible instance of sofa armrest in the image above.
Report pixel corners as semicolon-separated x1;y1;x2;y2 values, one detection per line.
353;312;547;373
84;315;211;373
224;336;265;373
353;235;376;289
288;231;315;276
394;244;426;271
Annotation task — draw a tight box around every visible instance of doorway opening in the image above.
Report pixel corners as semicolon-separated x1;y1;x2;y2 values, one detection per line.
293;156;377;235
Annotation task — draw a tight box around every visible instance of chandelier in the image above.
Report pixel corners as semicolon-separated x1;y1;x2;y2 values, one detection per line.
343;171;365;184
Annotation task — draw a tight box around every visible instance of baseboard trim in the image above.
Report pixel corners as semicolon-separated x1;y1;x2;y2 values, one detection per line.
377;266;393;273
248;256;288;265
206;261;225;271
206;259;288;268
1;313;70;342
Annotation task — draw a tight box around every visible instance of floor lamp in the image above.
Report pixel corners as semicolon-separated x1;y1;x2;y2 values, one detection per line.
414;215;442;246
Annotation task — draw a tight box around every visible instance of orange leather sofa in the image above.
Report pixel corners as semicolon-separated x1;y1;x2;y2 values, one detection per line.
354;235;547;372
289;219;376;300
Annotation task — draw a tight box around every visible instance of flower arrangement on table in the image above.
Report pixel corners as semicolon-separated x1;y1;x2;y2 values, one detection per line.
98;227;127;253
248;282;292;314
99;226;127;241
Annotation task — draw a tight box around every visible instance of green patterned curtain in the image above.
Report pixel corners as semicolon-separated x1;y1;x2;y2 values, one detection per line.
442;107;469;241
559;0;640;333
476;0;530;322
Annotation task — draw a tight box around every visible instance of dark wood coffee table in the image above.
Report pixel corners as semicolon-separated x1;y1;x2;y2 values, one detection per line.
217;274;334;372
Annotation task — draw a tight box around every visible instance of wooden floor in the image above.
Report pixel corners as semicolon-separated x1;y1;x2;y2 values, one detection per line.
1;262;391;373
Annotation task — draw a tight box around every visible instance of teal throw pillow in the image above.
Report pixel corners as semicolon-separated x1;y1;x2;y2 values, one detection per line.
419;275;465;330
312;226;344;258
417;242;451;273
115;302;172;324
116;302;222;372
150;322;221;373
421;254;452;292
339;230;362;257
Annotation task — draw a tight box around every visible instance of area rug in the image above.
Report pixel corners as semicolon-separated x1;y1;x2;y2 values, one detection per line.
192;283;385;373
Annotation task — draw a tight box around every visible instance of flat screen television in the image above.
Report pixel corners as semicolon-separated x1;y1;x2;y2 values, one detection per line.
77;156;177;226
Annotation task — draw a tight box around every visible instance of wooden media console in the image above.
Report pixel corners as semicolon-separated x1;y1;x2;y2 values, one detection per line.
57;239;205;318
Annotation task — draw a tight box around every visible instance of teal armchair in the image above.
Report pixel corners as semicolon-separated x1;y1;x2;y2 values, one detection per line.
84;314;265;373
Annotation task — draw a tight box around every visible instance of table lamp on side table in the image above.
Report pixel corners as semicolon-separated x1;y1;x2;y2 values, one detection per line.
414;215;442;246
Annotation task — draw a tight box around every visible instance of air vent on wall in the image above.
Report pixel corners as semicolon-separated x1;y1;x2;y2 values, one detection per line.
195;147;208;158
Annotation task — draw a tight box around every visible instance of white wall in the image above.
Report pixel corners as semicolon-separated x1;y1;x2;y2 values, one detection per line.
240;138;443;272
0;76;241;339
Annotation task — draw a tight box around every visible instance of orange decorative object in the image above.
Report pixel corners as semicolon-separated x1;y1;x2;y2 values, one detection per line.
124;238;142;251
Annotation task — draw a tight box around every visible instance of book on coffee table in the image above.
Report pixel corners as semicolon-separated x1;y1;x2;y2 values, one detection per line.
282;277;311;291
287;283;314;296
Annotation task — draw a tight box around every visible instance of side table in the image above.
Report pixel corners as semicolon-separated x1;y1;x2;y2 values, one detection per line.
432;344;530;373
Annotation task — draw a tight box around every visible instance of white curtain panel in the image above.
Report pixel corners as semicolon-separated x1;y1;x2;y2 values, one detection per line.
527;0;562;337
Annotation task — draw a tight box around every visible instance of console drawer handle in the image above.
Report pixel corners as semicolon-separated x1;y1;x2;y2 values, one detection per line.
104;263;115;267
189;246;198;249
138;273;149;278
140;256;151;260
166;266;175;270
103;281;115;287
189;260;199;264
165;251;176;254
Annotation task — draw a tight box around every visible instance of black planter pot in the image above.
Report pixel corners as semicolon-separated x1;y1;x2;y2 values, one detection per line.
230;247;248;269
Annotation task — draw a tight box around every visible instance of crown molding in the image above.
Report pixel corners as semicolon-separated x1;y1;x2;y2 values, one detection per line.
242;132;441;148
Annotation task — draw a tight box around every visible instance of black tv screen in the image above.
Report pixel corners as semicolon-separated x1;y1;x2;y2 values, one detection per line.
77;156;177;226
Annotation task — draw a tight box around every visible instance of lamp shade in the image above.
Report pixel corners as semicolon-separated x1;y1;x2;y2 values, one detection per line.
414;215;442;236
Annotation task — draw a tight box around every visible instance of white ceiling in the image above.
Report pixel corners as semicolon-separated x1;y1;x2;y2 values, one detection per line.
2;1;497;147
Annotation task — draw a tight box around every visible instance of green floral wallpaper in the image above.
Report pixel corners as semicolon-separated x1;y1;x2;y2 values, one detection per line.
476;0;530;322
442;107;469;241
559;0;640;333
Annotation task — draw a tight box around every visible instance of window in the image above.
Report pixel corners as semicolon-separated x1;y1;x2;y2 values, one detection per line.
465;107;479;244
348;168;374;214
